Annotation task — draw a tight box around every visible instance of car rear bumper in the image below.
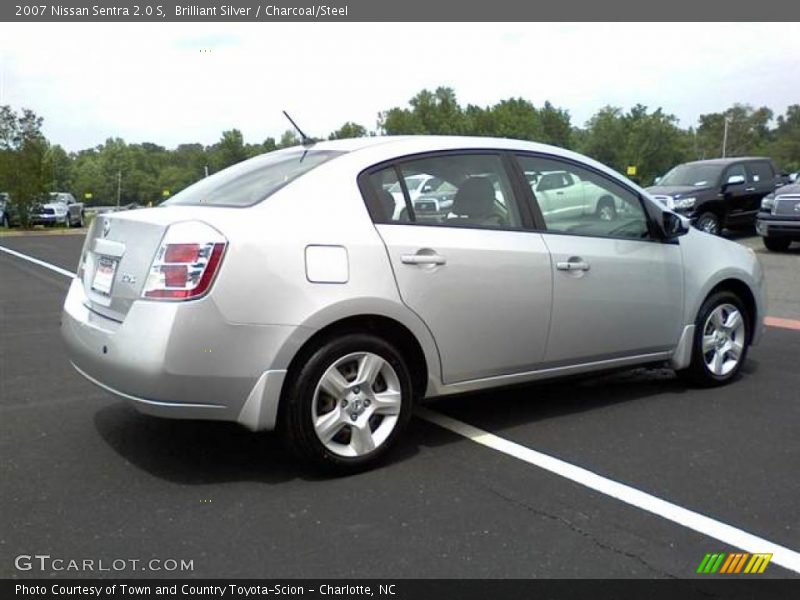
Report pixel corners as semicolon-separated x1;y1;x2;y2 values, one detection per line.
61;278;300;430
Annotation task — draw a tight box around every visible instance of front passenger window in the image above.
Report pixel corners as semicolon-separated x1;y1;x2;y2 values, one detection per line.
517;154;650;240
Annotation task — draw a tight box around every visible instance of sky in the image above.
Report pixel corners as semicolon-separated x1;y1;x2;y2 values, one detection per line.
1;22;798;152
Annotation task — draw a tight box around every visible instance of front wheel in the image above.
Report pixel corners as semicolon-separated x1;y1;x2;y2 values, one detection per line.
281;333;414;473
679;292;750;387
1;213;9;228
763;237;791;252
695;212;721;235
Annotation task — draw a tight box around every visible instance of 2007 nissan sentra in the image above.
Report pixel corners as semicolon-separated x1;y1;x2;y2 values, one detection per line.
61;136;765;472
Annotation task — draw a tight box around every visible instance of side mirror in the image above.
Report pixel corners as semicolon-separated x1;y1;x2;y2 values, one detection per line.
662;211;689;239
725;174;746;187
653;176;662;185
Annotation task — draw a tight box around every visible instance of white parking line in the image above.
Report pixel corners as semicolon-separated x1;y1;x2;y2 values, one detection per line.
417;407;800;574
0;244;76;279
3;242;800;574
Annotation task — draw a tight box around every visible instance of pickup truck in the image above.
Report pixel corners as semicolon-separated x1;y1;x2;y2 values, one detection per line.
32;192;85;227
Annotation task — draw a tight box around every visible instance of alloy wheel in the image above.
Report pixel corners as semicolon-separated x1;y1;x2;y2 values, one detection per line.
701;303;745;376
312;352;403;458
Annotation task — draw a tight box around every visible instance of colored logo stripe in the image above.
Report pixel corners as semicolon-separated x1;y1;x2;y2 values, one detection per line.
697;552;772;574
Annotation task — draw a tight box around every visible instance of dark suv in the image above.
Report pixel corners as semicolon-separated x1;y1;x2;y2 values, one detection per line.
756;181;800;251
646;157;785;235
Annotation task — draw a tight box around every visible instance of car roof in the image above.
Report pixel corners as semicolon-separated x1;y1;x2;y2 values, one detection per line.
679;157;771;167
284;135;646;193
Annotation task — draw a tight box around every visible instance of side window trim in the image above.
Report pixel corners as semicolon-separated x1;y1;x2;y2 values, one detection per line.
510;151;660;242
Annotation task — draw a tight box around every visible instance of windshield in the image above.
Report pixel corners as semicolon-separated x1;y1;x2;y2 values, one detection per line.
163;148;345;207
658;164;722;187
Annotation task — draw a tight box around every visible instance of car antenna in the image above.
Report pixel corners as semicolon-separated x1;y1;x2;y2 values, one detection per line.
282;110;316;147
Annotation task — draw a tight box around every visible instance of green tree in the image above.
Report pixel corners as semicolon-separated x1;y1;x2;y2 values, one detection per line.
328;122;367;140
209;129;248;171
579;106;627;169
0;106;49;227
696;104;773;159
278;130;300;148
768;105;800;172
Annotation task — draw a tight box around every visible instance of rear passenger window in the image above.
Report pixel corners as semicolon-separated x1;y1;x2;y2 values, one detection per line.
367;154;523;229
747;162;774;183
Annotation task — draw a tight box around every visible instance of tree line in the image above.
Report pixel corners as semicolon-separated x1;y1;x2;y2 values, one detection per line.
1;87;798;224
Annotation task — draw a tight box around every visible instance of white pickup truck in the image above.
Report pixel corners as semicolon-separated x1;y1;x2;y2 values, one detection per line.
528;170;621;222
32;192;85;227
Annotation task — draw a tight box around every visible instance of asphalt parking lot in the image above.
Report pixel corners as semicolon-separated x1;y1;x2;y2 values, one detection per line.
0;231;798;579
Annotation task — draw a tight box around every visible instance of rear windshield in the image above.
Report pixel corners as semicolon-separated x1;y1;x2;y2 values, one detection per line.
162;148;345;207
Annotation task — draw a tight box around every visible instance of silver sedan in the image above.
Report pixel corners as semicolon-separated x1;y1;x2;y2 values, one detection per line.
61;136;765;472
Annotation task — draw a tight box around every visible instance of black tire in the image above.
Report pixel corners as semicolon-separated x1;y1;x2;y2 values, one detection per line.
679;291;750;387
595;197;616;221
280;333;414;474
763;237;791;252
695;212;721;235
78;212;85;228
64;215;71;228
1;213;9;228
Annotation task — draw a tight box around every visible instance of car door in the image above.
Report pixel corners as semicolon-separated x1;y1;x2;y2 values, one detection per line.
515;153;684;364
722;163;752;217
745;161;778;213
363;153;553;384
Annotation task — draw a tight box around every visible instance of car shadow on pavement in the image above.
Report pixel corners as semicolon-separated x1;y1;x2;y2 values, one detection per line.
93;362;758;482
420;361;759;438
92;403;421;483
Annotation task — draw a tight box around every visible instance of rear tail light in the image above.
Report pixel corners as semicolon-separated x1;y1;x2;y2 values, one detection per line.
143;221;227;300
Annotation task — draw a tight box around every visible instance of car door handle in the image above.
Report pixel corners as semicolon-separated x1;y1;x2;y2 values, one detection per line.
401;252;446;266
556;259;590;272
745;187;756;192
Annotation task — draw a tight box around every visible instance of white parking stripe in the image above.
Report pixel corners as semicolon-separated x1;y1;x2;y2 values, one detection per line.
3;242;800;574
0;244;76;279
417;407;800;574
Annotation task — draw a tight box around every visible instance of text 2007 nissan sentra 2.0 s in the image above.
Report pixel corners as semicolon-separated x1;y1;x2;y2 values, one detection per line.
62;136;765;472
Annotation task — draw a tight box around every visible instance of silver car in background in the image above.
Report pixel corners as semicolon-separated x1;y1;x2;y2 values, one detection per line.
61;136;765;472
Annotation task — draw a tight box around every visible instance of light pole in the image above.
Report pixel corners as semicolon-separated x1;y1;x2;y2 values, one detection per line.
722;116;732;158
116;171;121;209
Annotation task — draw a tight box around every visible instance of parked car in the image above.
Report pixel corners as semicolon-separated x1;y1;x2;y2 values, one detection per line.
526;169;630;223
756;181;800;251
32;192;85;227
61;136;765;472
646;157;785;235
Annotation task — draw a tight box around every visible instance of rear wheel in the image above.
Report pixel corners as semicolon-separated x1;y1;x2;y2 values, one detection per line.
679;291;750;387
695;212;721;235
281;333;414;473
763;237;791;251
78;212;85;228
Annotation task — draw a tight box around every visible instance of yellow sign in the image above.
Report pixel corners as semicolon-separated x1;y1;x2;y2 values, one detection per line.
162;190;171;197
626;166;637;176
84;192;93;199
